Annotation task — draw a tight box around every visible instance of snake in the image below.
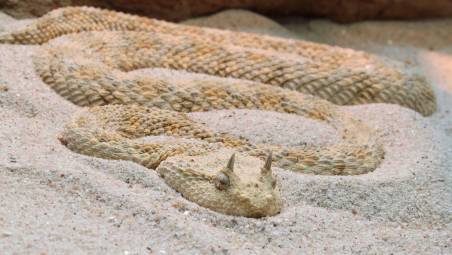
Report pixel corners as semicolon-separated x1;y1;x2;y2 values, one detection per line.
0;6;435;217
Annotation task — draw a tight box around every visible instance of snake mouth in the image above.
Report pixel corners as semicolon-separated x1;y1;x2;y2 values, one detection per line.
247;195;282;218
218;190;281;218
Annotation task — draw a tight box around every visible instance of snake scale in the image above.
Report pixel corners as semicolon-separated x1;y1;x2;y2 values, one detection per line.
0;7;436;217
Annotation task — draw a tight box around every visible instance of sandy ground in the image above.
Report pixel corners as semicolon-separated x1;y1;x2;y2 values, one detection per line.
0;9;451;254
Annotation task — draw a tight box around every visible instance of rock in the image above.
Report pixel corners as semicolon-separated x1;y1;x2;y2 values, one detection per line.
1;0;452;22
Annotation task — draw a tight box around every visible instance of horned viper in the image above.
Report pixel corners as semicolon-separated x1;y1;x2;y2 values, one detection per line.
0;7;435;217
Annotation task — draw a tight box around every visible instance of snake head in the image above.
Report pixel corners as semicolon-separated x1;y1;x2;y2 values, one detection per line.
158;150;281;218
211;153;281;217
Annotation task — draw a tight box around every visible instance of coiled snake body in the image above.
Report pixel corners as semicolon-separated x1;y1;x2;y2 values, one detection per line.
0;7;436;217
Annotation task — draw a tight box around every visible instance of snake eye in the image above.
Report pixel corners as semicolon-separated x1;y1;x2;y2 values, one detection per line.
271;179;277;189
214;172;230;190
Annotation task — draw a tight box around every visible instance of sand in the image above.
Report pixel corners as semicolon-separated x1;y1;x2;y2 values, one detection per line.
0;9;451;254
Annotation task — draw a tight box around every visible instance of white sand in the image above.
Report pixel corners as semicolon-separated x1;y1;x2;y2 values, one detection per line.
0;10;451;254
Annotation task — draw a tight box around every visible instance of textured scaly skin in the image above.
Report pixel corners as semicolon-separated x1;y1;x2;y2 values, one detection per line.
34;31;384;217
60;102;380;217
0;6;436;116
34;32;384;175
61;105;283;217
0;7;394;217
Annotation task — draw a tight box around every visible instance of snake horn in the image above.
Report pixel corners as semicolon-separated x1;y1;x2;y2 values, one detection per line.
226;153;235;172
262;152;272;174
